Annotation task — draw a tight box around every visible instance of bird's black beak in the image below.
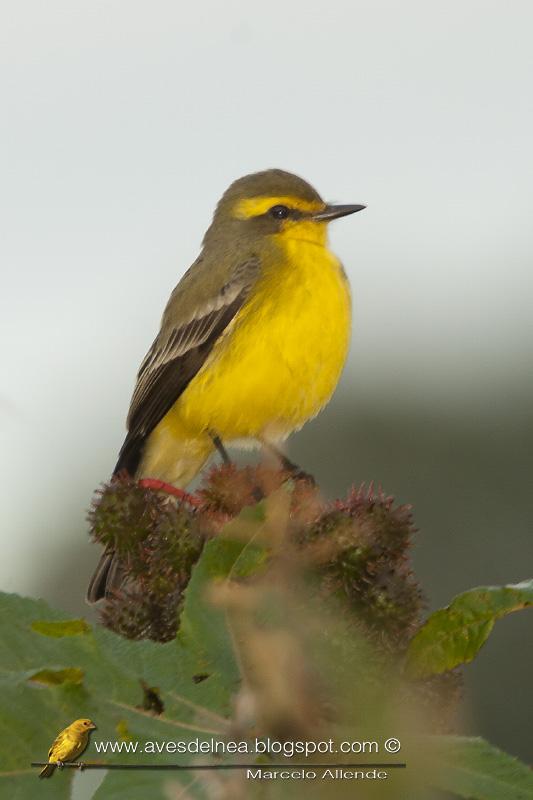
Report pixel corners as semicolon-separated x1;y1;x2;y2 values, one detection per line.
312;203;366;221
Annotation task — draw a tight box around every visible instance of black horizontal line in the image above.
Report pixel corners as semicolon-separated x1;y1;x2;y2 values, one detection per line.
32;762;406;771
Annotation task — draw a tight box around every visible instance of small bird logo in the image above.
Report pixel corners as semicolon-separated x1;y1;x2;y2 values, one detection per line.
39;718;96;778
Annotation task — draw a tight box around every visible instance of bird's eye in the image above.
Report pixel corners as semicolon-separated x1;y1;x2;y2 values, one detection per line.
269;204;290;220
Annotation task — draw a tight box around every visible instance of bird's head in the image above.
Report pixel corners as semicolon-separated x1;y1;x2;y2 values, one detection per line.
70;718;97;733
205;169;365;248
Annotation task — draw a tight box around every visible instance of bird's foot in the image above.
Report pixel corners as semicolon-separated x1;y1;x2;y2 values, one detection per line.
286;466;316;486
278;455;316;486
56;761;65;770
77;762;86;771
138;479;202;508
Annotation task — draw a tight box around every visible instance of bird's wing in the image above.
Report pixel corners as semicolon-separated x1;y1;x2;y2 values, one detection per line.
48;731;66;760
114;255;261;475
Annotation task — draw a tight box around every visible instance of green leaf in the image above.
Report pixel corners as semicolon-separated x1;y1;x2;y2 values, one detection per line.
429;736;533;799
406;580;533;677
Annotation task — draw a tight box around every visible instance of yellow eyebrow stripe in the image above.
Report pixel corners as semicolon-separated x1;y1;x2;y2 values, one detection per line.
233;195;324;219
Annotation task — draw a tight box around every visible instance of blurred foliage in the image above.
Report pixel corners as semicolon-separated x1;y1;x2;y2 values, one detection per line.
36;397;533;767
1;466;532;798
90;465;424;656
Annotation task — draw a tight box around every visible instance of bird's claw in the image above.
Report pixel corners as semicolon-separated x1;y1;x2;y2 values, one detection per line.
57;761;65;770
268;447;316;486
289;469;316;486
78;762;86;771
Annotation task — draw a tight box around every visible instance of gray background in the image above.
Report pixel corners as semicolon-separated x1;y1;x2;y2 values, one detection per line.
1;0;532;773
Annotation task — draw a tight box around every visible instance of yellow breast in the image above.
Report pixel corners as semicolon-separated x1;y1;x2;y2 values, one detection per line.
173;233;351;442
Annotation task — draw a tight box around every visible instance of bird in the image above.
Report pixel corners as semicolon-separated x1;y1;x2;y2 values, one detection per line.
39;718;96;778
87;168;365;602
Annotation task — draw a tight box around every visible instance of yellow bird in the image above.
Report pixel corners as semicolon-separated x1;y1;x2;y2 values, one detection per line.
87;169;365;602
39;718;96;778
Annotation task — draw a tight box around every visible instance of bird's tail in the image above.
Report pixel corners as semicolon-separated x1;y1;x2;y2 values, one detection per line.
86;549;124;604
39;763;56;779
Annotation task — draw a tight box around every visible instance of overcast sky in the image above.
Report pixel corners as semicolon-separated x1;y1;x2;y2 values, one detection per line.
1;0;532;596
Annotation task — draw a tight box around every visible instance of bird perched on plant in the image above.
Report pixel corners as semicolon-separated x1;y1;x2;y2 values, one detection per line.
87;168;365;602
39;718;96;778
